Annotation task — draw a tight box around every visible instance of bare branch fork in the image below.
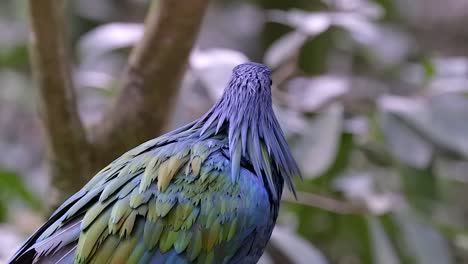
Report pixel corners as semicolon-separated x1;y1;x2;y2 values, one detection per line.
29;0;92;202
28;0;209;204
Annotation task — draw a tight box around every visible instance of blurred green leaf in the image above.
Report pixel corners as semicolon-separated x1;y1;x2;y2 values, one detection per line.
394;210;454;264
379;111;433;168
368;216;400;264
0;201;6;222
422;57;435;81
399;164;438;213
264;31;308;68
299;31;333;74
287;76;349;113
380;94;468;159
292;206;372;263
0;44;29;68
0;170;42;211
294;104;343;178
358;142;394;167
78;22;143;63
92;85;118;98
267;10;331;36
311;132;354;188
269;226;328;264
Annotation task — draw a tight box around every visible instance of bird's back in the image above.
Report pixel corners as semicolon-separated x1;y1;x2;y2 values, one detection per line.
9;125;278;264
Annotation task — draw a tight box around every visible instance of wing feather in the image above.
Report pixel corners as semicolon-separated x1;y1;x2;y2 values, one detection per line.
9;133;273;264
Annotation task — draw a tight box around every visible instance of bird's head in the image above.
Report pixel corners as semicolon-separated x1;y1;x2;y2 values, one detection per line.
198;62;274;130
198;62;300;198
232;62;272;82
216;62;274;118
227;62;272;99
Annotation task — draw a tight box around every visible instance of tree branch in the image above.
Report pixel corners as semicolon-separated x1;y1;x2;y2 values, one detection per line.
28;0;209;204
90;0;210;169
282;191;368;215
29;0;92;201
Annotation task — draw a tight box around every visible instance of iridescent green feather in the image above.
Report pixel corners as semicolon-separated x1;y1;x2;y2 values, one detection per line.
15;132;274;264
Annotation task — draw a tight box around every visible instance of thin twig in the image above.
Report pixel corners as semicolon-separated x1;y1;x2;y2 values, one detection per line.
29;0;92;201
282;191;368;215
90;0;210;170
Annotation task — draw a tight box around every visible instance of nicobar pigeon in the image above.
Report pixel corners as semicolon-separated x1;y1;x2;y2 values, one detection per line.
9;62;301;264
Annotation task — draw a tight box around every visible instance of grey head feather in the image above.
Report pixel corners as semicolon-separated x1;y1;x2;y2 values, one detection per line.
197;62;301;200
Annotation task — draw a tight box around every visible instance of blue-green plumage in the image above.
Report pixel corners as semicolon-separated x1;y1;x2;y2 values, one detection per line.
8;62;300;264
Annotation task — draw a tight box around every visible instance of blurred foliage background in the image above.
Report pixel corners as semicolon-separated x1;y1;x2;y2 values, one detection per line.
1;0;468;263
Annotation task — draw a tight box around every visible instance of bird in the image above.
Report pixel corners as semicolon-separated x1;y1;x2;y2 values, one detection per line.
8;62;301;264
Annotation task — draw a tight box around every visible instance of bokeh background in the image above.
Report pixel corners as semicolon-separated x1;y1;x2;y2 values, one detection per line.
1;0;468;263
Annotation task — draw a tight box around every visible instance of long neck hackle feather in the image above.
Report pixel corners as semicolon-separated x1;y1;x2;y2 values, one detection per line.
196;62;300;200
